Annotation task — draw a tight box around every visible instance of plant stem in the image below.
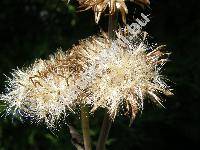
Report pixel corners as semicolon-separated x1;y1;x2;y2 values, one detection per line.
81;106;92;150
96;1;116;150
108;10;115;39
96;112;112;150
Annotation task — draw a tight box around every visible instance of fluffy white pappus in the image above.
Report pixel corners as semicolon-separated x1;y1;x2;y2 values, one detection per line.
0;30;173;126
0;50;87;127
78;31;173;120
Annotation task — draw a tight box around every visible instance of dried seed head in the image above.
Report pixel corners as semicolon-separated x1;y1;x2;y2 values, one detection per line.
0;49;88;127
1;28;172;126
76;31;172;120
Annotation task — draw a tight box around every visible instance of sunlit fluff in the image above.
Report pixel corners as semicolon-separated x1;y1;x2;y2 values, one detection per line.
78;32;173;120
1;29;172;126
0;49;88;127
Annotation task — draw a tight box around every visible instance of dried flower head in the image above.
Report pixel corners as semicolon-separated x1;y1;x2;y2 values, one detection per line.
76;31;173;120
77;0;127;23
0;49;89;127
75;0;150;23
1;28;172;126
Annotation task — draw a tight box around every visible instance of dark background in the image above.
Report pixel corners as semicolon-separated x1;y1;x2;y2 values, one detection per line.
0;0;199;149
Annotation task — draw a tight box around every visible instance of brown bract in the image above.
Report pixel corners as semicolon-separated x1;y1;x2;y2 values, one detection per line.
77;0;128;23
76;0;150;23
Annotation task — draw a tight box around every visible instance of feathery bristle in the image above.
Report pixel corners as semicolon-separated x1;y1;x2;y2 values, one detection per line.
1;29;172;126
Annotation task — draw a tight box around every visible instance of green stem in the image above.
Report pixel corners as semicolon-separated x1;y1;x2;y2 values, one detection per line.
81;106;92;150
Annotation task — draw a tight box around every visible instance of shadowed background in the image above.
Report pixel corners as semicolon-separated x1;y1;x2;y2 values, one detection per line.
0;0;199;149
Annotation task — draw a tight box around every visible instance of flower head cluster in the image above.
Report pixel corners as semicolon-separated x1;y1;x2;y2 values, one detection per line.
1;29;172;127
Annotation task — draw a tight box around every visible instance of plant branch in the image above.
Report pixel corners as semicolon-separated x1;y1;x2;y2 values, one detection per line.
96;111;112;150
81;106;92;150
